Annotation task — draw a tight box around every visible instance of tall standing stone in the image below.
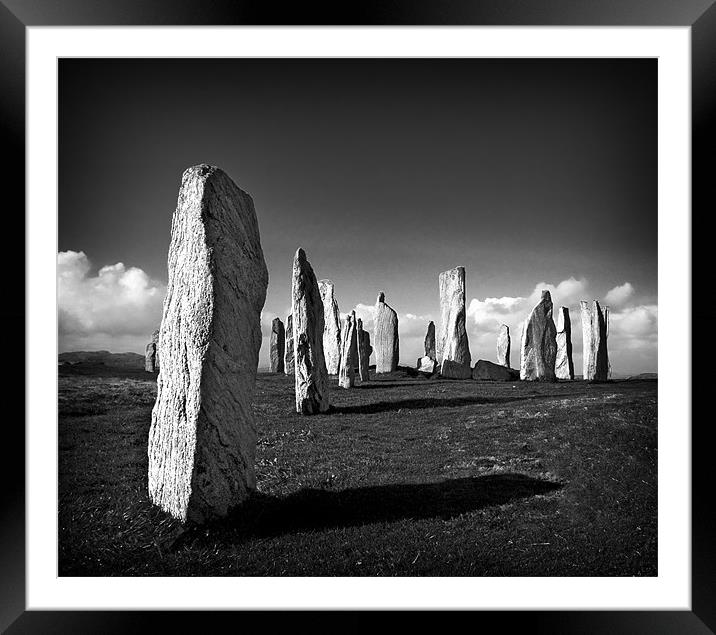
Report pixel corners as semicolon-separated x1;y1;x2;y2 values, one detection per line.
520;290;557;381
339;311;358;388
555;307;574;380
270;317;285;373
424;321;436;359
580;300;610;381
318;279;342;375
292;248;330;413
284;314;294;375
437;266;471;377
148;164;268;523
374;291;399;373
356;318;371;382
145;342;157;373
151;327;161;370
496;324;510;368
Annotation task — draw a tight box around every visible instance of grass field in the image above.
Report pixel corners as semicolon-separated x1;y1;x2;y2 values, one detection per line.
58;365;657;576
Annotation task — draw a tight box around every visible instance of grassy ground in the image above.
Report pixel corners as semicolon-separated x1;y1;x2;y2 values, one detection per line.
58;366;657;576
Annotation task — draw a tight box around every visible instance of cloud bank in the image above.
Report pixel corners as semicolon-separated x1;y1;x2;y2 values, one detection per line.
58;251;166;353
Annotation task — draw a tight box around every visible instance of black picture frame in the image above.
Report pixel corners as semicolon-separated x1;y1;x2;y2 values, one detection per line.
4;0;712;631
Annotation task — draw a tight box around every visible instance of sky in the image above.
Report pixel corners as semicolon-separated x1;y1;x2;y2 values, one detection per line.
58;58;657;374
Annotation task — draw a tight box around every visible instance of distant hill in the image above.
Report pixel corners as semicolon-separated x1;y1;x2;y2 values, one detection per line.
626;372;658;380
59;351;144;368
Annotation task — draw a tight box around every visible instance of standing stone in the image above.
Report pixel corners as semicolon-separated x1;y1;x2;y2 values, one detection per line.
580;300;610;381
284;314;294;375
145;342;157;373
270;317;285;373
520;290;557;381
148;164;268;523
318;279;342;375
416;356;437;374
424;321;436;359
473;359;520;381
496;324;511;368
374;291;399;373
356;318;371;382
437;267;471;377
151;327;161;370
555;307;574;380
338;311;358;388
292;248;330;413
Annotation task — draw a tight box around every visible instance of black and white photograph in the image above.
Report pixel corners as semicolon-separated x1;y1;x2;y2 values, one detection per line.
56;56;660;578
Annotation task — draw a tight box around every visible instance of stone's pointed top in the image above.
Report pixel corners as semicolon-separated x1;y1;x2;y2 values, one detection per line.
357;317;363;328
377;291;385;304
428;320;434;326
318;279;334;286
295;247;306;261
540;290;552;303
271;316;284;331
580;299;590;308
182;163;216;180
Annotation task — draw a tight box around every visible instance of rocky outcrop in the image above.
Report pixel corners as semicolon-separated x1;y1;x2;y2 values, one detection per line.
148;164;268;523
473;359;520;381
496;324;510;368
519;290;557;381
555;307;574;380
338;311;358;388
424;321;436;358
580;300;610;381
292;248;330;413
374;291;399;373
145;342;157;373
416;356;437;374
440;359;473;379
437;267;471;378
356;318;371;382
270;317;285;373
318;280;342;375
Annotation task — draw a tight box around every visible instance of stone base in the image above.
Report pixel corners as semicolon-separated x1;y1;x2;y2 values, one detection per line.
439;359;472;379
472;359;520;381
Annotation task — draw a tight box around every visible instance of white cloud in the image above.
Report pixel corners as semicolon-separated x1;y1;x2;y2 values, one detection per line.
58;251;166;353
605;282;635;307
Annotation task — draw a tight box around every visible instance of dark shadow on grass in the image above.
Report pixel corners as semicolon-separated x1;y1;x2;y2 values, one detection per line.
328;394;554;414
169;474;562;550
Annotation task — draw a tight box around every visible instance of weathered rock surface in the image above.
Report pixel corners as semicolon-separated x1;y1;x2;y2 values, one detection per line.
424;321;436;358
283;314;294;375
520;290;557;381
148;164;268;524
145;342;157;372
580;300;610;381
338;311;358;388
440;358;473;379
555;307;574;380
416;356;437;374
496;324;510;368
318;279;342;375
356;318;371;382
374;291;399;373
437;267;471;378
473;359;520;381
292;248;330;413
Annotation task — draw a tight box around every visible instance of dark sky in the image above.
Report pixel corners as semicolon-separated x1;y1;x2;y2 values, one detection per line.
58;58;657;372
